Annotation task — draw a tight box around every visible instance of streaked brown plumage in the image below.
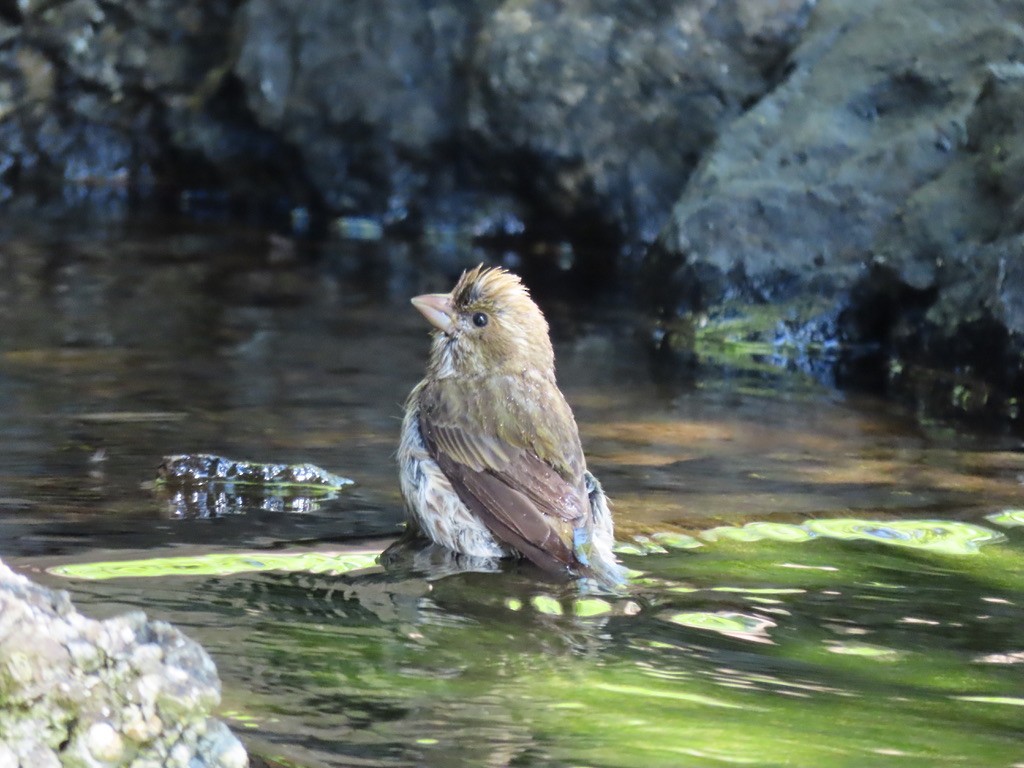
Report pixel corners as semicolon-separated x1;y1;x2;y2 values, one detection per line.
396;265;623;584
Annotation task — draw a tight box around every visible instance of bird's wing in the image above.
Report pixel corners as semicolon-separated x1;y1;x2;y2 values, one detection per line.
420;416;587;575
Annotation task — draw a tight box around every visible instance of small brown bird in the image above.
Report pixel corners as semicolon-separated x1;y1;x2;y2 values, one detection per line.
397;265;623;585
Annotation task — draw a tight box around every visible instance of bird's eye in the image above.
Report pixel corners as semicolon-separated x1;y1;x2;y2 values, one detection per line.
472;312;489;328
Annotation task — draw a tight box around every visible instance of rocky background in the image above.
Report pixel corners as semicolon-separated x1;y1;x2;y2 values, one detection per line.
1;0;1022;421
647;0;1024;423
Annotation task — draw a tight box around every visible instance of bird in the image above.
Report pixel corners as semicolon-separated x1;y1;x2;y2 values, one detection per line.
396;265;624;585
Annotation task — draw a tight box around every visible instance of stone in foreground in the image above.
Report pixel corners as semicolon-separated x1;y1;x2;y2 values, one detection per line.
0;560;247;768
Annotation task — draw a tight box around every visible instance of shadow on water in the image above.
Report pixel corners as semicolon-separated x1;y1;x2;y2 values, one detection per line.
2;219;1024;767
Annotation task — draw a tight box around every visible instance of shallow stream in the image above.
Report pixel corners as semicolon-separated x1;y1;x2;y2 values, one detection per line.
2;222;1023;767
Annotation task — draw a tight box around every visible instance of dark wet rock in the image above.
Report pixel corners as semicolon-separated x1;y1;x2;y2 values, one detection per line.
0;0;302;219
862;233;1024;420
0;0;811;241
646;0;1024;421
0;559;247;767
234;0;499;228
158;453;354;489
156;454;354;518
467;0;813;247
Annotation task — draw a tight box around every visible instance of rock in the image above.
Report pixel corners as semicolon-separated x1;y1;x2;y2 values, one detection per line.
0;0;813;241
646;0;1024;418
468;0;813;247
233;0;511;229
0;559;247;768
0;0;297;219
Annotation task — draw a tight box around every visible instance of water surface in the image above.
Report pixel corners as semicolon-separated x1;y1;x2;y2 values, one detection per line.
2;222;1024;767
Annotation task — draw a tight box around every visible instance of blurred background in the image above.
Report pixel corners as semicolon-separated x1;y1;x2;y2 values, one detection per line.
1;0;1022;419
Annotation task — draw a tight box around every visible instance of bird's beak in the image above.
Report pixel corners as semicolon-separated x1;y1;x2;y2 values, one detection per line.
411;292;455;334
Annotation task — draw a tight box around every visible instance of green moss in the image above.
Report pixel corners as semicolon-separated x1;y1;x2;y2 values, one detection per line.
47;551;381;580
663;299;837;375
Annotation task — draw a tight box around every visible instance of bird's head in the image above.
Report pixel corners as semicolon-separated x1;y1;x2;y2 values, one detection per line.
412;265;555;378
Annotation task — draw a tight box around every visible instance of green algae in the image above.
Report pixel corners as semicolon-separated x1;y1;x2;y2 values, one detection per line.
659;298;837;381
47;551;381;580
697;518;1003;554
649;531;703;550
662;611;776;641
987;509;1024;528
530;595;564;615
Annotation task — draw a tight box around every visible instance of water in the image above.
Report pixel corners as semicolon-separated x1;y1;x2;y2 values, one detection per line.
3;221;1024;767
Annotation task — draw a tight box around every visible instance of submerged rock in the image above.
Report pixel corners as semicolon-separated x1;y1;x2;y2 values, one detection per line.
158;453;354;490
0;560;247;767
155;454;355;518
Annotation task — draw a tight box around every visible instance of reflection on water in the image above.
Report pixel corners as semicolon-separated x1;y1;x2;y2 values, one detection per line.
2;221;1024;767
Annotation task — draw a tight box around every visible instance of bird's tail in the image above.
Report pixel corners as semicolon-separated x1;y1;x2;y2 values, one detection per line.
578;471;628;589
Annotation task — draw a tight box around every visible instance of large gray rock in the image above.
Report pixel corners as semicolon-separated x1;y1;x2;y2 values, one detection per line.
855;62;1024;404
646;0;1024;415
467;0;812;246
231;0;811;240
0;0;812;240
0;560;247;768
